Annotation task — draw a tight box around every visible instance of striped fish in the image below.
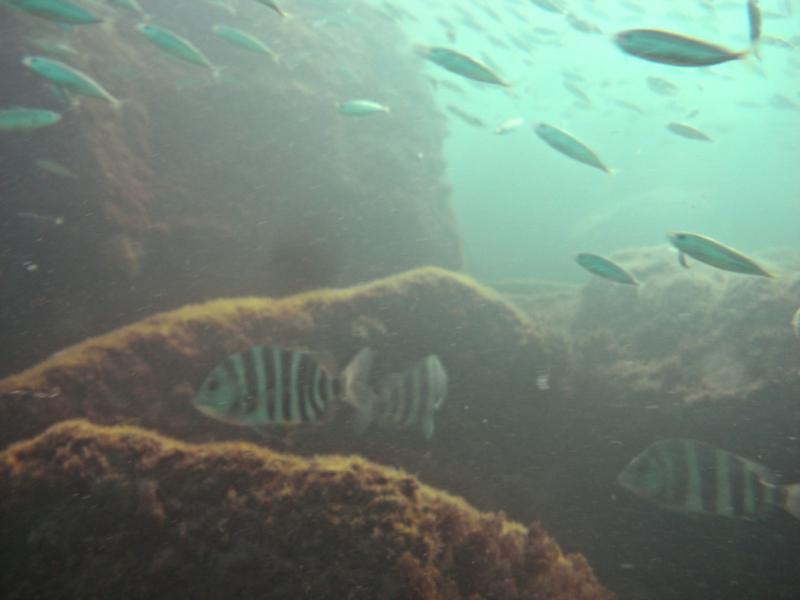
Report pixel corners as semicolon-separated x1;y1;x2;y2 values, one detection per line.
618;439;800;521
349;355;447;440
193;346;374;432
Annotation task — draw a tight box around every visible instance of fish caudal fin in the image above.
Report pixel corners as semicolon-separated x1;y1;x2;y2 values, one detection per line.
783;484;800;520
421;409;436;440
340;347;377;435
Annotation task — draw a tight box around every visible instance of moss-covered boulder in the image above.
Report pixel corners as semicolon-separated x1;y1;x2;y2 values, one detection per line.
0;420;612;600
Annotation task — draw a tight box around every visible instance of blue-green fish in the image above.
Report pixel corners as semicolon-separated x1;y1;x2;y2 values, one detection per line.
619;439;800;521
137;23;218;75
666;122;713;142
338;99;390;117
415;45;510;87
253;0;286;17
575;253;638;286
534;123;612;174
212;25;278;60
614;29;748;67
0;107;61;131
34;158;76;178
6;0;101;24
194;346;375;432
349;355;447;440
668;232;773;277
22;56;120;105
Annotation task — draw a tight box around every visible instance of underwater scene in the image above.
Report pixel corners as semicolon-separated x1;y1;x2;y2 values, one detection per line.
1;0;799;598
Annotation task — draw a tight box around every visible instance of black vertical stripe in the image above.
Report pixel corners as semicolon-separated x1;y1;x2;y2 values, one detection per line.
263;348;275;421
729;454;746;517
296;352;313;422
280;349;294;422
312;368;326;416
242;347;260;416
696;442;717;513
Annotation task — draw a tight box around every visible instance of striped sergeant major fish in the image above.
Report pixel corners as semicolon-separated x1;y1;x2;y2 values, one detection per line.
618;439;800;521
193;346;374;433
349;355;447;440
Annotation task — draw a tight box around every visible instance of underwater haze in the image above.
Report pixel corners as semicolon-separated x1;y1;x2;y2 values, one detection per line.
2;0;800;599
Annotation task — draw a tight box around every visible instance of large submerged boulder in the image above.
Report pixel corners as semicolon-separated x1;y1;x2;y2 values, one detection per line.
0;420;612;600
0;0;461;377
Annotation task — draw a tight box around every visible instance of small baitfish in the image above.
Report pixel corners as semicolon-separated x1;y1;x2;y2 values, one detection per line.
534;123;612;174
22;56;120;105
253;0;286;17
338;99;390;117
0;107;61;131
666;122;713;142
34;158;76;178
212;25;279;60
618;438;800;521
349;354;448;440
575;253;638;286
194;346;374;432
747;0;763;46
668;232;773;277
137;23;218;76
445;104;486;129
7;0;101;25
791;307;800;339
494;116;524;135
414;45;510;87
614;29;748;67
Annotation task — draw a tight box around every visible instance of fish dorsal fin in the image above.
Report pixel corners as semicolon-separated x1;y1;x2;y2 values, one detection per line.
741;457;777;484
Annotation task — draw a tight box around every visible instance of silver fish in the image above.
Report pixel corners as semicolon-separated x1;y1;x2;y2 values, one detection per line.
494;116;524;135
666;122;713;142
445;104;486;129
415;45;510;87
668;232;773;277
615;29;748;67
575;253;638;286
534;123;612;174
619;439;800;520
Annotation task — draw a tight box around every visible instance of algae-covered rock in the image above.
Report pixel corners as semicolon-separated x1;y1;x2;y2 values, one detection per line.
0;0;460;378
0;420;612;600
568;246;800;408
0;267;556;455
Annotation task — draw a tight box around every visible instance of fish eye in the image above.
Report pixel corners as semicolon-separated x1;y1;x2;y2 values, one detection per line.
207;379;219;392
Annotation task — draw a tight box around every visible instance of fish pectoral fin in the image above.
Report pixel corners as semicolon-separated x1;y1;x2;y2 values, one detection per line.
678;252;689;269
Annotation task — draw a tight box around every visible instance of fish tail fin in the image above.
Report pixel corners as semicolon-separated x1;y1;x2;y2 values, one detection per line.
782;483;800;520
110;97;128;113
420;406;436;440
340;347;377;435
